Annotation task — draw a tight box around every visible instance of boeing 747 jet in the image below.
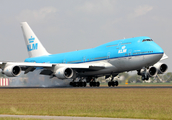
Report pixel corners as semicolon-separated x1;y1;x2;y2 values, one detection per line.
0;22;168;87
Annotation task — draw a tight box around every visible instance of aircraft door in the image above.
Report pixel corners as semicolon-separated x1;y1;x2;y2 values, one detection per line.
127;49;144;70
107;52;111;62
83;56;86;62
116;42;122;49
63;59;66;63
128;49;132;59
107;52;110;59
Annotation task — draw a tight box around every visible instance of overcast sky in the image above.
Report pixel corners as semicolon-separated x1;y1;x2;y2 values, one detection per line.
0;0;171;72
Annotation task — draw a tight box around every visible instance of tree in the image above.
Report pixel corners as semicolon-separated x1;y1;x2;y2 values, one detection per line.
162;72;172;82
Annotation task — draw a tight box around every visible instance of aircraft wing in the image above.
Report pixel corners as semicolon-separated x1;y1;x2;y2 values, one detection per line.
160;53;168;61
0;61;105;75
39;63;105;76
0;61;53;68
0;61;53;74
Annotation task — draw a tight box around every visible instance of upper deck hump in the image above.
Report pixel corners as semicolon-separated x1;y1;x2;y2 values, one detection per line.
95;36;151;49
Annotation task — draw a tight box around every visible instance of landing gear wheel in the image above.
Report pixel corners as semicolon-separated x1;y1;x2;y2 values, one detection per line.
142;74;149;81
108;82;112;87
89;82;93;87
89;82;100;87
72;82;76;87
78;82;81;87
70;82;87;87
142;75;145;80
111;81;115;87
96;82;100;87
115;81;118;86
83;82;87;87
69;82;73;86
108;81;119;87
93;82;96;87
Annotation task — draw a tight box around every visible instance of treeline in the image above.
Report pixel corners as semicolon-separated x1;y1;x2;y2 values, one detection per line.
98;72;172;83
1;71;172;84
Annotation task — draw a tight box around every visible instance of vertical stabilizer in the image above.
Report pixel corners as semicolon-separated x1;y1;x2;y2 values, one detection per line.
21;22;50;58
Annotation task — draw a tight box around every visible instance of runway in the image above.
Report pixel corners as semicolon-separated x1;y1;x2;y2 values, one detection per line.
0;85;172;89
0;115;149;120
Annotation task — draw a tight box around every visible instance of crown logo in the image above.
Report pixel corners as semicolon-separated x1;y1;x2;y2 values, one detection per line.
28;36;35;43
122;46;126;49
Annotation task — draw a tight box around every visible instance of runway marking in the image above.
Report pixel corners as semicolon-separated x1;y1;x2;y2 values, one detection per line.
0;115;149;120
0;86;172;89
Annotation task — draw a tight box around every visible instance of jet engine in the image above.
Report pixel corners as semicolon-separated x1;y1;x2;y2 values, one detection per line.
55;67;75;79
154;62;168;74
139;66;157;80
147;67;158;77
140;66;157;77
3;65;21;77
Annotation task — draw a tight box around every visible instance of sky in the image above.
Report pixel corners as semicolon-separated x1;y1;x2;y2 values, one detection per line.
0;0;171;72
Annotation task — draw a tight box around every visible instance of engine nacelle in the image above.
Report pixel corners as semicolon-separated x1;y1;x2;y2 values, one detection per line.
3;65;21;77
140;66;157;77
154;62;168;74
55;67;74;79
147;67;158;77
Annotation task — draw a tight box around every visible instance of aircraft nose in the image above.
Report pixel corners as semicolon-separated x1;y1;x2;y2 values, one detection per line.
152;42;164;61
152;42;164;54
157;46;164;53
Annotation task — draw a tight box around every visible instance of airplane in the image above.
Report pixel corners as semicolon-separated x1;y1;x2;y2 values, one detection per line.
0;22;168;87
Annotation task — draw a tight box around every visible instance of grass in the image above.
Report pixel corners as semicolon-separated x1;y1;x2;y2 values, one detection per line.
120;82;172;86
0;118;43;120
101;82;172;86
0;88;172;120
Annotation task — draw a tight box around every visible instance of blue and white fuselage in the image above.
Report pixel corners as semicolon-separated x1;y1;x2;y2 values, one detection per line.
24;36;164;77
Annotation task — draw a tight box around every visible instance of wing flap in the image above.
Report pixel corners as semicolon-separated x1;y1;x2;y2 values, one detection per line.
24;67;36;74
88;66;105;70
40;70;53;75
56;63;105;71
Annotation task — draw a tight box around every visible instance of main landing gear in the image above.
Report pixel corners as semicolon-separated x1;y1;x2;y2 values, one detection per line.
70;81;87;87
70;77;100;87
89;78;100;87
70;78;87;87
108;76;119;87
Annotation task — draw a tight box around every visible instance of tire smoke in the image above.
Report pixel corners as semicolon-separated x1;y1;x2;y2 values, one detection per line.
9;69;71;87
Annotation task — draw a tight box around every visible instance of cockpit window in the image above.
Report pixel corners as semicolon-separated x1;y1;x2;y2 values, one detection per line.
142;39;153;42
